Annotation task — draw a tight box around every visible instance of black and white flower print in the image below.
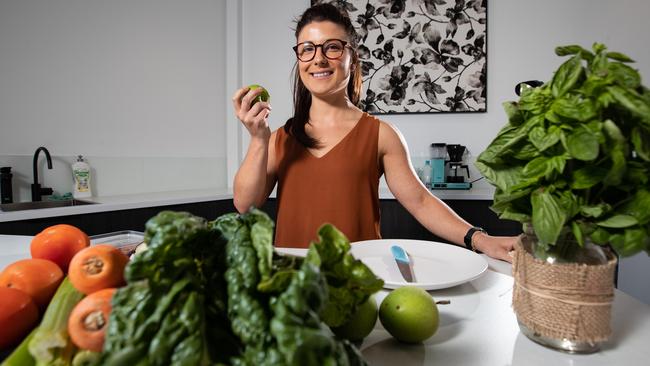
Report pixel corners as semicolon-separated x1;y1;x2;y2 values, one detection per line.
312;0;488;114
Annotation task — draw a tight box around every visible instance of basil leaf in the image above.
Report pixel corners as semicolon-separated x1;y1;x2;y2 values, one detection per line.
476;124;519;165
512;142;541;160
619;189;650;225
551;54;583;97
603;146;626;186
529;125;561;151
551;94;597;121
608;62;641;88
571;221;584;247
608;85;650;125
475;161;524;192
606;51;634;63
571;165;608;189
555;45;584;56
619;228;648;257
596;214;638;228
531;190;566;245
503;101;524;125
566;127;599;161
523;156;550;179
555;44;594;61
602;119;625;143
580;204;610;218
499;208;531;223
519;88;553;115
631;127;650;161
590;228;610;245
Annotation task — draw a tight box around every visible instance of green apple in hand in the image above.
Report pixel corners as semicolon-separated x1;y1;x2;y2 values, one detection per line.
248;84;270;106
331;296;378;342
379;286;439;343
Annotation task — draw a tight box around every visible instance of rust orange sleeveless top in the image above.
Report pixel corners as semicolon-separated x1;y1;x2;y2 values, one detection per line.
274;112;382;248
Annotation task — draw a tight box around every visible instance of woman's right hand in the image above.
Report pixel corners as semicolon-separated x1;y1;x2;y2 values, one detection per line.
232;86;272;140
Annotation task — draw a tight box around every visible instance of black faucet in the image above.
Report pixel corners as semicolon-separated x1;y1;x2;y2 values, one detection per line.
32;147;54;201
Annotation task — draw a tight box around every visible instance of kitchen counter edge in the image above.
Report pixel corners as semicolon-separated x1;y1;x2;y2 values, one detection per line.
0;186;495;222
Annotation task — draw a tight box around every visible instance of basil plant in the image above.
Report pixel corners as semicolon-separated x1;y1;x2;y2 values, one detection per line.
476;43;650;257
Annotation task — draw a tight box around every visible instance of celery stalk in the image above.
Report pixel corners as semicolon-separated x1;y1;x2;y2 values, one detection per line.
1;326;37;366
28;277;84;366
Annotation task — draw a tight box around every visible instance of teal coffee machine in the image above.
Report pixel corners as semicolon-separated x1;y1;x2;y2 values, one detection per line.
427;143;472;190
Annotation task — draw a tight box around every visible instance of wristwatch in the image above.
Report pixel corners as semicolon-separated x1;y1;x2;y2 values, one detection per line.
464;227;486;252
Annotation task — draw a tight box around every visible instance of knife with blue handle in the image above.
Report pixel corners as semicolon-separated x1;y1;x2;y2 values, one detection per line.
391;245;415;282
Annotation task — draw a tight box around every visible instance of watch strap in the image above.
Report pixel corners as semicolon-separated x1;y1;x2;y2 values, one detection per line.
464;226;486;251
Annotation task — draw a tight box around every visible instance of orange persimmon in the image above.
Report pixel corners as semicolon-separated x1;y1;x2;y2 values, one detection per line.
68;244;128;295
0;287;39;349
0;258;64;310
68;288;116;352
31;224;90;273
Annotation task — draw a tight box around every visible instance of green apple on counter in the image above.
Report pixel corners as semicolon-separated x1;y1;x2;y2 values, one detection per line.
379;286;439;343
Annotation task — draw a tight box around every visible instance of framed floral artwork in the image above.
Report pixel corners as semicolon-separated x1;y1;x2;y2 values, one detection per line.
311;0;488;114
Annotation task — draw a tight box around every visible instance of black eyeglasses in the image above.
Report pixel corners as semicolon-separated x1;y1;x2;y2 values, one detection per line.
293;39;350;62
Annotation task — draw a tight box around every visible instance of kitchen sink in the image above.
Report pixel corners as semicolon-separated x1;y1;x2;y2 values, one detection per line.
0;199;96;212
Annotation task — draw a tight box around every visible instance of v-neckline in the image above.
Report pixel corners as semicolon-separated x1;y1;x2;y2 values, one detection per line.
304;112;366;160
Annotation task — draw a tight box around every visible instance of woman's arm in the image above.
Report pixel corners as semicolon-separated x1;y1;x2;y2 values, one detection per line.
231;87;278;213
379;122;516;262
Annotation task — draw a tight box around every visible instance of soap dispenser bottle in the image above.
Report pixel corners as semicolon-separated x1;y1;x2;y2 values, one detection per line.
72;155;92;199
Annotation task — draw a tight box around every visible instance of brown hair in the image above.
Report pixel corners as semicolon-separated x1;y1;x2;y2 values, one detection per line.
285;3;363;148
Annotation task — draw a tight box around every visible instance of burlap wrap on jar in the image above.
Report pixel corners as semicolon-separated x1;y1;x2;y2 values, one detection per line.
512;237;618;343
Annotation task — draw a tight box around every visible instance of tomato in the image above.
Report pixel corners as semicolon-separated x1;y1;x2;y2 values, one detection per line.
0;258;64;310
31;224;90;273
0;287;39;349
69;244;128;295
68;288;116;352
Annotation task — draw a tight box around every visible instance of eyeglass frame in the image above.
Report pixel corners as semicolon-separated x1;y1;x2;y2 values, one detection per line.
292;39;352;62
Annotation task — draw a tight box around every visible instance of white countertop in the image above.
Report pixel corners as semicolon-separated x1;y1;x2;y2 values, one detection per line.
0;188;232;223
0;183;495;223
0;235;648;365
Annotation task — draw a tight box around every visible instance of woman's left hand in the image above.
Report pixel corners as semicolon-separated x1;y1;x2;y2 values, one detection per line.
473;234;518;263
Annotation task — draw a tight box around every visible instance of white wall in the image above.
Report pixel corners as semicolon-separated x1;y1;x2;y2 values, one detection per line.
0;0;227;199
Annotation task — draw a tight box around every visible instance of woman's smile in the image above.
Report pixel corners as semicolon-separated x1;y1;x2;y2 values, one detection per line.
311;70;334;79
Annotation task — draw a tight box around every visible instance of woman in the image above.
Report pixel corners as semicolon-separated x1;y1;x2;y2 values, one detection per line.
232;3;516;262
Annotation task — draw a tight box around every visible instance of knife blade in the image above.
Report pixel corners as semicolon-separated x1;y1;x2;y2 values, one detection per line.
391;245;416;282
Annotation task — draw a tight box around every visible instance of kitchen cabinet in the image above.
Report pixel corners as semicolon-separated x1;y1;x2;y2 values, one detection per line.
0;198;521;240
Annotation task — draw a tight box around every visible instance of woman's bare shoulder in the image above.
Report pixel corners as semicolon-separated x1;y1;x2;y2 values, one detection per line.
376;118;405;144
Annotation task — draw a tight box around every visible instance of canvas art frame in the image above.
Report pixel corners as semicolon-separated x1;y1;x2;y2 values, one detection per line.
311;0;488;114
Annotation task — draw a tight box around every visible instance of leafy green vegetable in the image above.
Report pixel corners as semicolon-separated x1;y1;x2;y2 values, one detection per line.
216;209;373;366
100;211;238;366
312;225;384;327
214;211;282;365
269;248;366;366
476;43;650;257
98;209;377;366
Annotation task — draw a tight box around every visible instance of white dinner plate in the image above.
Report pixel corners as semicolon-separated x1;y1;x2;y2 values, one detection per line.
350;239;488;290
275;239;488;290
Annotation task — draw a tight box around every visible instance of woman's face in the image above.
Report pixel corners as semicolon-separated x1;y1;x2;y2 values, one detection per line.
296;21;354;101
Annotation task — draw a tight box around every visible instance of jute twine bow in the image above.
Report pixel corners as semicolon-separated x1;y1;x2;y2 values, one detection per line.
512;236;618;343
